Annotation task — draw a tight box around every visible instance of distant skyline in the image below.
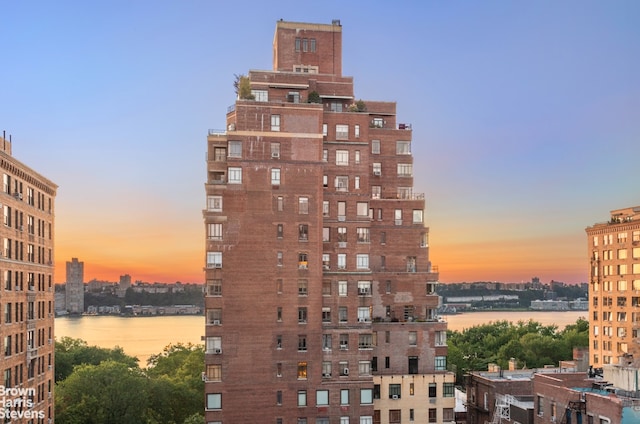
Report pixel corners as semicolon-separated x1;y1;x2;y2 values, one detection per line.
2;1;639;284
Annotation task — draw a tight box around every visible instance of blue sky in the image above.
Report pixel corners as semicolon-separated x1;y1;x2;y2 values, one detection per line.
1;1;638;283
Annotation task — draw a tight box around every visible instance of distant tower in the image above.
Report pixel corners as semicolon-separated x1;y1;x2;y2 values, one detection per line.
117;273;132;298
65;257;84;314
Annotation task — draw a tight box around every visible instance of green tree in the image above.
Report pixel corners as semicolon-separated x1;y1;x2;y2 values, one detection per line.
55;360;150;424
55;337;138;382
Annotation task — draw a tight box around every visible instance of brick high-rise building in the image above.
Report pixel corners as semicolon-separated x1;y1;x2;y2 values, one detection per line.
203;20;455;423
586;206;640;368
0;133;57;422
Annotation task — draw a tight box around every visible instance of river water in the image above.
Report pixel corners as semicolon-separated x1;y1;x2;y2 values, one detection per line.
55;310;587;366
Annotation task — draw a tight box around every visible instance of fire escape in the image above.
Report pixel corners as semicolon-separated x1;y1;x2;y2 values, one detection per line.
486;394;512;424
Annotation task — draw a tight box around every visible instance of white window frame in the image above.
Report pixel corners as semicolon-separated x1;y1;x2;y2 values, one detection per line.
271;168;281;185
336;124;349;140
336;150;349;165
271;114;281;131
228;167;242;184
207;195;222;212
356;254;369;270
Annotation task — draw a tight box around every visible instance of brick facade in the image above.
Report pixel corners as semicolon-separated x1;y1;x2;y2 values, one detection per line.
203;20;453;423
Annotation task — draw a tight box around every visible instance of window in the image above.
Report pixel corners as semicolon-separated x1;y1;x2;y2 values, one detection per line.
206;364;222;382
323;280;332;295
299;197;309;214
408;332;417;345
299;224;308;241
336;125;349;139
337;254;346;270
336;150;349;165
288;91;300;103
298;390;307;406
338;280;348;296
295;38;301;51
271;168;281;185
389;384;401;399
372;163;381;176
357;307;370;322
354;176;360;189
322;254;330;270
316;390;329;406
298;280;308;296
277;251;283;266
298;307;307;323
297;362;307;379
322;125;328;137
207;195;223;212
359;334;372;349
435;356;446;370
339;307;348;323
323;201;329;216
228;141;242;157
207;252;222;268
322;333;332;349
360;389;373;404
206;393;221;410
394;209;402;225
340;334;349;350
337;227;347;242
428;382;437;397
372;186;381;199
252;89;268;102
322;308;331;324
206;279;222;296
356;254;369;269
428;408;437;423
372;118;383;128
356;228;370;243
277;196;284;211
397;163;413;176
299;252;308;269
396;140;411;155
356;202;368;216
207;308;222;325
207;223;223;241
443;408;454;422
358;281;371;296
338;201;346;219
339;389;349;406
228;167;242;183
322;361;332;377
335;176;348;191
412;210;423;224
371;140;380;154
298;335;307;351
271;114;281;131
276;224;284;239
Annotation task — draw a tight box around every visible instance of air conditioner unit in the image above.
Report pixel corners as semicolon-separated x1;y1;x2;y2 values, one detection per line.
343;368;349;375
340;344;348;350
214;263;222;269
358;288;370;295
322;373;331;378
214;348;222;354
373;171;381;176
212;319;221;325
271;152;280;158
392;394;399;400
358;317;366;322
201;372;207;382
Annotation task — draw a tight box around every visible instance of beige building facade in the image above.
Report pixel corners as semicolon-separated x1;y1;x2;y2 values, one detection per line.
0;134;57;422
586;206;640;367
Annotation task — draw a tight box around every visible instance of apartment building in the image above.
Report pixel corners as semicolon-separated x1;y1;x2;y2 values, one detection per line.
0;134;57;422
586;206;640;367
203;20;454;423
65;257;84;314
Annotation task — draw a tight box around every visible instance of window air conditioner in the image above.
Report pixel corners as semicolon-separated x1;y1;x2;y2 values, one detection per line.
212;319;221;325
214;263;222;269
271;152;280;158
358;317;366;322
373;171;381;176
340;344;348;350
214;348;222;354
201;372;207;382
322;373;331;378
343;368;349;375
392;395;399;400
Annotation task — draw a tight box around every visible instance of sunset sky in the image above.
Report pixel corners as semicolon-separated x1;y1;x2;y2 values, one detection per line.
1;1;639;284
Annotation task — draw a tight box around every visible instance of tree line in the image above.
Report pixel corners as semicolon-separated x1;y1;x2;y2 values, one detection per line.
446;318;589;383
55;337;204;424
